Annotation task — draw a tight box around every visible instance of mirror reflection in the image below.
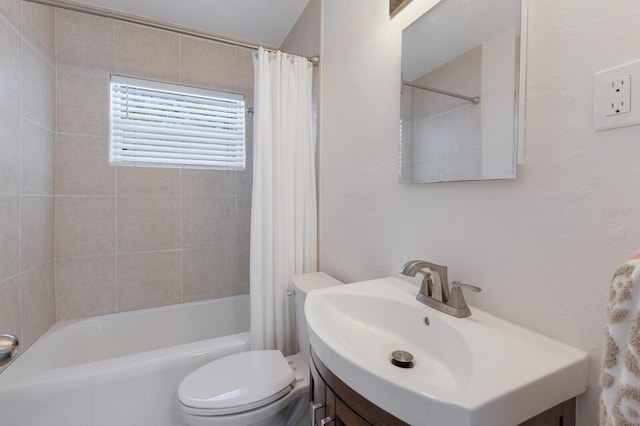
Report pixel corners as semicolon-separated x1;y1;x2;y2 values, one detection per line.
399;0;523;183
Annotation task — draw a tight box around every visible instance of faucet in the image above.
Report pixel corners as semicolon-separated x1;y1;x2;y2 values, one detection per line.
400;260;481;318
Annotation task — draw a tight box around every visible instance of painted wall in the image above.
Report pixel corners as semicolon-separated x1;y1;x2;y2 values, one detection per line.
0;0;56;368
318;0;640;423
54;9;254;321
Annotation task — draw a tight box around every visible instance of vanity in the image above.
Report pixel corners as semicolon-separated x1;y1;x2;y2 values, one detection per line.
305;276;588;426
310;350;576;426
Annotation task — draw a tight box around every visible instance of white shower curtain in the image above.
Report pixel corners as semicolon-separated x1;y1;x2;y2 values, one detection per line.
250;48;317;355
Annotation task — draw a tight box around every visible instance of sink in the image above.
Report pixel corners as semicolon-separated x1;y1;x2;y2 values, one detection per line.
304;277;589;426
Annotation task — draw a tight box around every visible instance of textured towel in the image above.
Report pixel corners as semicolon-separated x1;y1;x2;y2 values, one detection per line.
601;251;640;425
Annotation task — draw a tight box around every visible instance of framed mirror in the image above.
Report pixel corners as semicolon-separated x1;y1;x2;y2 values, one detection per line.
399;0;526;183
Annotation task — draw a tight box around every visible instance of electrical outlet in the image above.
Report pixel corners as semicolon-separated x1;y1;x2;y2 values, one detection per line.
594;60;640;131
605;76;631;116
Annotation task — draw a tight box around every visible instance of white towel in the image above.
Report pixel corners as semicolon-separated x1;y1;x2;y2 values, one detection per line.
601;252;640;425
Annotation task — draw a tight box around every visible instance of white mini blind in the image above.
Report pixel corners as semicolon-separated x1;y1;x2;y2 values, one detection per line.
110;75;246;170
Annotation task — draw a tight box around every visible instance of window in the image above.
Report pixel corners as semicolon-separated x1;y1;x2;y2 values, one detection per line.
109;75;246;170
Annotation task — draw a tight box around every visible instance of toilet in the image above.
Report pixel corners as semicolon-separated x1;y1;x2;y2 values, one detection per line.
177;272;342;426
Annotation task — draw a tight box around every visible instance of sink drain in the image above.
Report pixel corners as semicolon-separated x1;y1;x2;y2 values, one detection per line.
391;350;414;368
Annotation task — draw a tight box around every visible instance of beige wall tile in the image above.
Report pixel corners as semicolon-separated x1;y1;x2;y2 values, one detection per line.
55;196;116;258
22;42;55;131
115;22;179;82
180;36;239;90
22;119;54;195
116;167;180;196
55;134;114;196
182;196;238;249
0;276;21;339
21;196;54;272
236;244;250;295
180;37;253;94
0;13;21;118
118;251;180;311
22;2;54;64
57;71;108;136
0;276;20;373
182;247;241;302
0;0;22;32
237;168;253;197
117;196;180;253
56;256;116;321
181;169;236;197
20;261;54;348
56;9;114;75
0;111;20;195
237;196;251;246
0;196;19;282
232;49;255;95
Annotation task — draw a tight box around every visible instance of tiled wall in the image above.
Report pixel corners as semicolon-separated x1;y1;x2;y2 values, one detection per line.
0;0;56;359
54;9;254;321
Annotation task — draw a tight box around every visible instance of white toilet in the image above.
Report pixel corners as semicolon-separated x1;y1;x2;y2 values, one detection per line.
177;272;342;426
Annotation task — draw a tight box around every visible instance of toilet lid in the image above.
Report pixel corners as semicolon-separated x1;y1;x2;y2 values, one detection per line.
178;350;296;415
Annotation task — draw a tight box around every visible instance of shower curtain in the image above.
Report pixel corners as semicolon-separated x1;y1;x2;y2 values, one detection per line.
250;47;317;355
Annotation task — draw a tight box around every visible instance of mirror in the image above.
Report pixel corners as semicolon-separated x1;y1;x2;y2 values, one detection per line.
399;0;525;183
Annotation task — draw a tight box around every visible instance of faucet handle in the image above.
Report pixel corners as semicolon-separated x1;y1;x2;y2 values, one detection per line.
451;281;481;293
447;281;482;318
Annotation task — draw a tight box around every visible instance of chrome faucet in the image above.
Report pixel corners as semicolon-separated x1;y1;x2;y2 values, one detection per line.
400;260;481;318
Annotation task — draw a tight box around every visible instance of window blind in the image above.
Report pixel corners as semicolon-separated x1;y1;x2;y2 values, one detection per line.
109;75;246;170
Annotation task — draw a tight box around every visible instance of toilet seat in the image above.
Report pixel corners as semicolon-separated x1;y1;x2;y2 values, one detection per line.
178;350;296;416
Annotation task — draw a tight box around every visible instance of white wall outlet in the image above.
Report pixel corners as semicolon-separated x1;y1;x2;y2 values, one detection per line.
605;76;631;116
595;60;640;131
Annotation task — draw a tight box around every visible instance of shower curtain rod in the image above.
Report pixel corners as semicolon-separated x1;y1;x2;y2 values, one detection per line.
403;80;480;105
24;0;320;66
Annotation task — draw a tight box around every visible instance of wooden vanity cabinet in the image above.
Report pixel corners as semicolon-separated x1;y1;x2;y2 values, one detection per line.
309;350;576;426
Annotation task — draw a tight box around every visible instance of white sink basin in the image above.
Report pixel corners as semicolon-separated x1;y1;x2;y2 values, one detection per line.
304;277;589;426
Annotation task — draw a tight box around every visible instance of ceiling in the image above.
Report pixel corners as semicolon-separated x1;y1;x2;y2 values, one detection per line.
70;0;311;47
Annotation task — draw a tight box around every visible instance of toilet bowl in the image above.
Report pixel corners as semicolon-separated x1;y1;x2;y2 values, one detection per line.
177;272;342;426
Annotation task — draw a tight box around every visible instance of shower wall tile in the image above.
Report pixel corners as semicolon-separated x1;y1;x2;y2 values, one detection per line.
117;196;181;253
53;9;253;321
116;167;180;197
182;247;240;302
20;196;54;272
236;244;250;295
55;196;116;258
22;118;54;195
237;196;252;245
55;134;115;196
56;71;109;137
20;261;55;348
22;41;55;131
182;196;238;249
0;111;20;195
22;1;55;64
181;169;237;197
115;22;180;82
55;255;116;321
0;196;20;282
0;1;56;357
0;0;22;32
0;276;21;340
56;9;114;75
117;251;181;311
180;36;241;91
0;14;22;119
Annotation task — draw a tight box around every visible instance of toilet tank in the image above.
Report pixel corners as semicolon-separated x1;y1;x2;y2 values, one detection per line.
292;272;343;363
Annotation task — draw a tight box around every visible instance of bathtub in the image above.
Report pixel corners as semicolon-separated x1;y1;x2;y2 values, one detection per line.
0;295;250;426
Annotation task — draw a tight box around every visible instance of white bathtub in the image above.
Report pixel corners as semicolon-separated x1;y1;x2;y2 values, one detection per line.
0;295;250;426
